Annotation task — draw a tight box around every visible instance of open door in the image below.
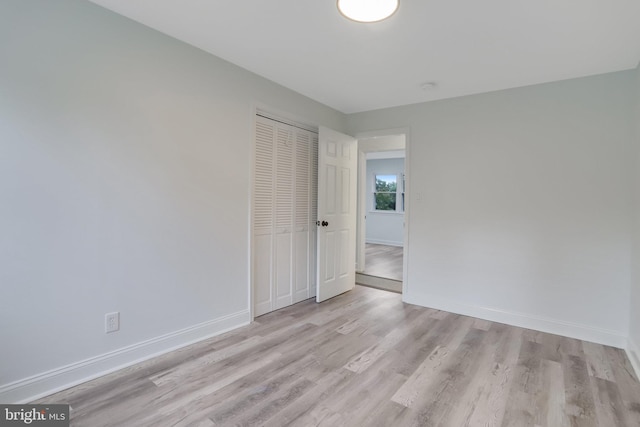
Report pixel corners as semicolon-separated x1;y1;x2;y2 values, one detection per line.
316;126;357;302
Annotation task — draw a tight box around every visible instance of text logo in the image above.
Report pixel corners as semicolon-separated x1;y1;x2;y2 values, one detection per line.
1;405;69;426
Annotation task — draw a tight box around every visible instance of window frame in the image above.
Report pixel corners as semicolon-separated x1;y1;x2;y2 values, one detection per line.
372;172;404;213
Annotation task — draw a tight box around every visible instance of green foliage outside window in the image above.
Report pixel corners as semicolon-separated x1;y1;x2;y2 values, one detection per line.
375;192;396;210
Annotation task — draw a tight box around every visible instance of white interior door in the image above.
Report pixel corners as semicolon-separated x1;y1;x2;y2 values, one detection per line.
316;126;357;302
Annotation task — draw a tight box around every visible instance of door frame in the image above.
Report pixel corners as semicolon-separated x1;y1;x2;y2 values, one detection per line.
355;128;411;294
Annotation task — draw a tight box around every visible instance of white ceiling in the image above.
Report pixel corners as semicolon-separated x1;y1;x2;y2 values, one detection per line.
89;0;640;114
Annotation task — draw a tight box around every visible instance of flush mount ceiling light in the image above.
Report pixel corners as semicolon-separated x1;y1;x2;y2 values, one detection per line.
337;0;399;23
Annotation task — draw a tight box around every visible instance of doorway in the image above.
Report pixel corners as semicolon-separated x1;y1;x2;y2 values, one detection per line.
355;132;407;294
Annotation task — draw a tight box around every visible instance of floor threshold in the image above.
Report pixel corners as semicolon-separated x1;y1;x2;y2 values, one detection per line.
356;273;402;293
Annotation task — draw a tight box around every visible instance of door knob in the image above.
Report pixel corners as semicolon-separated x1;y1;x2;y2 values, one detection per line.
322;221;329;227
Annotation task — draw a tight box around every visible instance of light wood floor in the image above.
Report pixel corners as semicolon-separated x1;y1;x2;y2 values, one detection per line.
362;243;403;281
38;286;640;426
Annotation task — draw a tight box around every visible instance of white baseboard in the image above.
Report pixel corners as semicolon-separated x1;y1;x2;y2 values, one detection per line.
365;239;403;247
627;338;640;380
403;291;627;348
0;310;250;404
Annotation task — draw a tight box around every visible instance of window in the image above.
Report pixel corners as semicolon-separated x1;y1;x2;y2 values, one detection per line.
373;173;405;212
375;175;396;211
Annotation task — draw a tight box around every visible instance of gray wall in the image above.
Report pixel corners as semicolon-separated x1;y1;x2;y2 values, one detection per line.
348;71;635;346
0;0;345;401
366;158;405;246
630;61;640;369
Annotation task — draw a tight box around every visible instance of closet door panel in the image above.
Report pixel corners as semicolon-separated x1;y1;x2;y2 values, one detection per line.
253;233;273;316
275;125;294;230
253;117;275;316
275;232;293;309
294;130;311;301
254;118;275;231
274;124;294;309
294;230;309;303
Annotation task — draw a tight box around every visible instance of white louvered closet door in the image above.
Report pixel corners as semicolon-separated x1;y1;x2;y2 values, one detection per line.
253;115;318;316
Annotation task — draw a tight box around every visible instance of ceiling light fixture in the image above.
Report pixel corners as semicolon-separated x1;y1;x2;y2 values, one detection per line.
337;0;399;23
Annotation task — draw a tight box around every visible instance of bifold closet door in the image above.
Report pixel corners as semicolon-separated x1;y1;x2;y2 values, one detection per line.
253;115;317;316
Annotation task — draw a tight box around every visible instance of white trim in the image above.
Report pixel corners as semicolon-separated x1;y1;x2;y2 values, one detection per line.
368;210;404;215
249;103;258;322
365;238;403;247
627;338;640;380
402;129;411;295
356;148;367;272
254;105;319;134
366;150;405;160
403;291;627;348
0;310;250;404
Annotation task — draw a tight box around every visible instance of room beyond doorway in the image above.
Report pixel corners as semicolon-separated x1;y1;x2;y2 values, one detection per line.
355;131;407;295
356;243;403;293
362;243;403;281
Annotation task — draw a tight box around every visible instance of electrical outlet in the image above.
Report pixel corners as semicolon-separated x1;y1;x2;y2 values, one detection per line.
105;312;120;333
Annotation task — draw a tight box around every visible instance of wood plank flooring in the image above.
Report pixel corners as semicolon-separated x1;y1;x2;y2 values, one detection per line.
36;286;640;426
362;243;403;281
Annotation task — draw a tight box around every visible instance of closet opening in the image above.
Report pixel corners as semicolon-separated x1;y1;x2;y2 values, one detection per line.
250;111;319;318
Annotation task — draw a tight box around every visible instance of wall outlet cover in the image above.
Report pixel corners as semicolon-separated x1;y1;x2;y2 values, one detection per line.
105;312;120;333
